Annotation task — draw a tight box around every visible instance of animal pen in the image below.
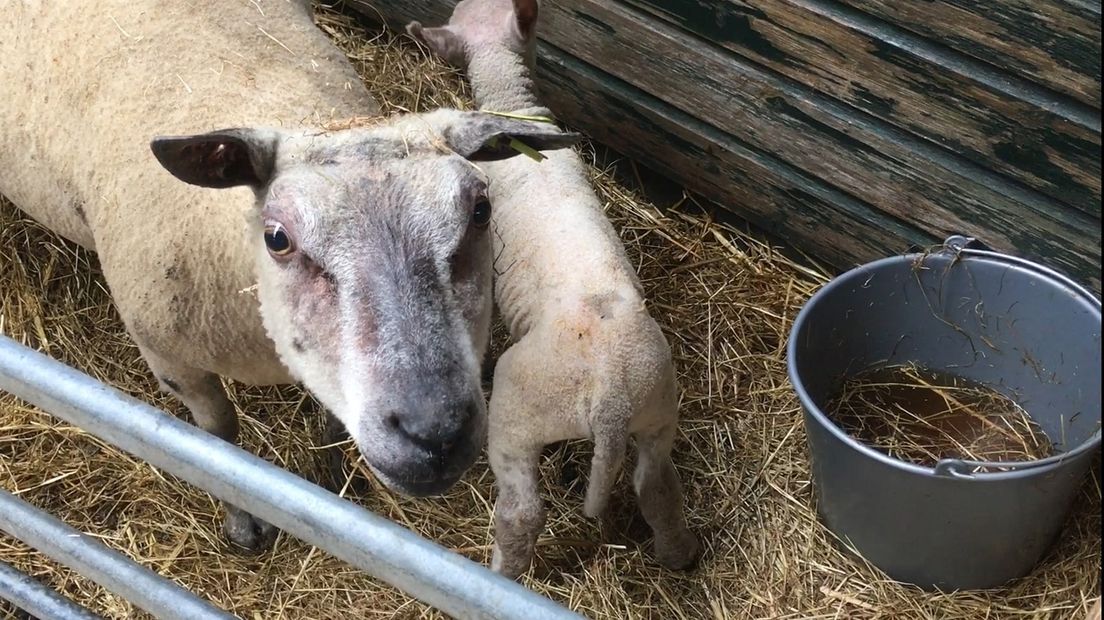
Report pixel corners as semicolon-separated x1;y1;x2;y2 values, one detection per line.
2;2;1101;620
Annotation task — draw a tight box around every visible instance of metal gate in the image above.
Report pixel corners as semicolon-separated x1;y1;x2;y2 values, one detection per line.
0;335;582;620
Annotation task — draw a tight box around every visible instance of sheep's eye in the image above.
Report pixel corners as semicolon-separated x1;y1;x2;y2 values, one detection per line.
264;223;294;256
472;198;492;229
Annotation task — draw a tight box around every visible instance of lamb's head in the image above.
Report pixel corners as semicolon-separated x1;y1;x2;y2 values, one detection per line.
407;0;539;68
150;109;577;497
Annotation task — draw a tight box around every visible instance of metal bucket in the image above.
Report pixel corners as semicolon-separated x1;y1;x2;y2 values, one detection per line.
786;236;1102;590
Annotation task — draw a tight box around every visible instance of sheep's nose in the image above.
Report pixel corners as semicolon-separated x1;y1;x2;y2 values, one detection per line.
360;381;485;498
384;391;479;459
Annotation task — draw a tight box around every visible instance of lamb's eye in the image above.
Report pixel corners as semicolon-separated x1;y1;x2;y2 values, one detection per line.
264;223;294;256
472;198;492;229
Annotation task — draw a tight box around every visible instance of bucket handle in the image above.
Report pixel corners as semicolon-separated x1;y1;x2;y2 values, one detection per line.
906;234;992;256
941;234;991;253
933;452;1077;478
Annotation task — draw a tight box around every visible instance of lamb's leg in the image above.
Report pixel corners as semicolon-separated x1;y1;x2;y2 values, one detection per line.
489;332;597;578
139;347;276;552
488;441;544;579
633;421;699;570
583;415;628;518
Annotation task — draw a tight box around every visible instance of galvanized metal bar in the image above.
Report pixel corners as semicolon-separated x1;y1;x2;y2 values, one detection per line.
0;335;584;620
0;489;235;620
0;560;104;620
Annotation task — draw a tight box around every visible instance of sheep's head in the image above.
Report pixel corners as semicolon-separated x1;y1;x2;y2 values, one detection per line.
150;109;577;496
407;0;539;68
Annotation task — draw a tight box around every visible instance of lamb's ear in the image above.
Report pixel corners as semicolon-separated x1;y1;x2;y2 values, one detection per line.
442;112;581;162
150;129;279;189
406;21;466;66
511;0;539;40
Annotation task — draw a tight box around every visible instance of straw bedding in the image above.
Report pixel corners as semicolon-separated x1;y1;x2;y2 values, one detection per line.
1;5;1099;619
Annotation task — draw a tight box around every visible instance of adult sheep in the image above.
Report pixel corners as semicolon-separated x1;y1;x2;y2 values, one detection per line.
0;0;574;551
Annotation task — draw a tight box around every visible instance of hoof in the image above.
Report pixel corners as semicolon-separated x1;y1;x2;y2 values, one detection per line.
655;529;700;571
490;544;530;580
223;506;277;553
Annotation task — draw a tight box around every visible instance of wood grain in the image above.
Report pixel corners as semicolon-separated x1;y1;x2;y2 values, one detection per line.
625;0;1101;215
534;45;939;269
838;0;1102;107
539;0;1099;280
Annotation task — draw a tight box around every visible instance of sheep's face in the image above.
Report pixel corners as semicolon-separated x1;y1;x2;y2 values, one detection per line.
251;155;493;497
151;109;577;497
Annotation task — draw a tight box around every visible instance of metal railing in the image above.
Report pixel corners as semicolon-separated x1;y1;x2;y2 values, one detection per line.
0;559;104;620
0;335;584;620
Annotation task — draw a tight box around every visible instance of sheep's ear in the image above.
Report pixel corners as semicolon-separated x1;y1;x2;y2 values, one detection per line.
442;112;580;162
512;0;539;40
406;21;466;66
150;129;278;189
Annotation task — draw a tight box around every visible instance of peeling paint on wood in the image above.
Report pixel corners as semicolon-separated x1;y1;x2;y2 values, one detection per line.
350;0;1102;292
839;0;1102;107
625;0;1101;215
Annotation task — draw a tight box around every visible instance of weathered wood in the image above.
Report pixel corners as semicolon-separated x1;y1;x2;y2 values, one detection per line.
535;47;940;269
624;0;1102;216
537;0;1099;280
838;0;1102;108
347;0;1102;291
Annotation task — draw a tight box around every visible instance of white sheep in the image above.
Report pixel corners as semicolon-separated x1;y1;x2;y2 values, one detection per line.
0;0;575;551
408;0;700;577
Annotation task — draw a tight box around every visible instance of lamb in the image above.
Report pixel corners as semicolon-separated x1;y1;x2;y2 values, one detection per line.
0;0;575;552
407;0;700;577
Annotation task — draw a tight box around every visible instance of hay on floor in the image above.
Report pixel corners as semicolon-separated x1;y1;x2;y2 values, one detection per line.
1;6;1100;620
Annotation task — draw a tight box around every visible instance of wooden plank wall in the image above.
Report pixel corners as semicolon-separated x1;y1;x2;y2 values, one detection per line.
838;0;1101;106
350;0;1102;291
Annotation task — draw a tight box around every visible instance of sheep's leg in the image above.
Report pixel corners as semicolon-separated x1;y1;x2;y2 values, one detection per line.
488;442;544;579
322;412;349;491
487;336;584;578
321;412;373;496
139;347;277;552
583;414;628;518
633;421;699;570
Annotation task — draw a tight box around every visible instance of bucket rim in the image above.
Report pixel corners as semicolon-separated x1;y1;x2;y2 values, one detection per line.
786;245;1103;480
